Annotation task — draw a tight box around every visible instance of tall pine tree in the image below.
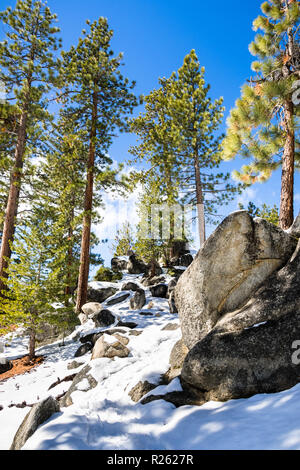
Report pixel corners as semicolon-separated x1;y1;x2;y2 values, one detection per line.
222;0;300;229
61;18;137;312
0;0;61;294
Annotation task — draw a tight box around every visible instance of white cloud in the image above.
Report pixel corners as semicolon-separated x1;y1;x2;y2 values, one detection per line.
236;187;258;208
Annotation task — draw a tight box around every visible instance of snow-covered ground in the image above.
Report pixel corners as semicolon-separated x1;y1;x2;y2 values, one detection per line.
1;272;300;450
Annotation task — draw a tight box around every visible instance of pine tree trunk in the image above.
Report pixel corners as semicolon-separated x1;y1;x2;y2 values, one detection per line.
65;202;75;304
279;100;295;230
75;92;98;313
194;154;206;247
28;328;36;362
0;110;28;295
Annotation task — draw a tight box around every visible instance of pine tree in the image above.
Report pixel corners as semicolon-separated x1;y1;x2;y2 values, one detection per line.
238;201;280;226
0;0;61;294
167;50;242;246
0;218;76;360
61;18;138;312
111;221;136;257
222;0;300;229
130;50;242;248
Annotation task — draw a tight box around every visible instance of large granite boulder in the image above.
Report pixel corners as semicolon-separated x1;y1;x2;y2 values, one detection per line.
10;397;60;450
175;211;297;349
181;239;300;401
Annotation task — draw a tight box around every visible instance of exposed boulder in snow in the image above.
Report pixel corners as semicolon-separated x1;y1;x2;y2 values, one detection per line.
87;283;119;304
129;288;146;310
91;334;130;360
60;365;97;408
91;309;115;328
146;259;163;277
175;211;297;349
149;283;168;299
78;313;88;325
181;239;300;401
67;360;85;371
128;380;157;402
162;323;180;331
167;279;178;313
121;281;140;292
167;278;177;296
81;302;102;317
116;320;138;329
127;254;148;274
74;342;93;358
168;291;178;314
164;338;189;383
79;328;128;347
10;396;60;450
142;275;166;287
176;253;193;267
106;292;130;306
111;257;128;272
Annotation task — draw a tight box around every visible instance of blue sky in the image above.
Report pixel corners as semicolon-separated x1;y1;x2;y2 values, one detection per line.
1;0;299;268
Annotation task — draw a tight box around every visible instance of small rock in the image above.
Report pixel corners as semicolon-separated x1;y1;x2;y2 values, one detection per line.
162;323;180;331
168;291;178;313
128;380;157;402
128;330;142;336
130;289;146;310
67;361;85;370
116;321;138;329
139;311;153;316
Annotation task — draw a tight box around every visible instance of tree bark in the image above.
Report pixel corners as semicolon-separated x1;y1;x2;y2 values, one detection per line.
28;328;36;361
279;99;295;230
194;154;206;247
0;110;28;295
75;92;98;313
64;199;75;304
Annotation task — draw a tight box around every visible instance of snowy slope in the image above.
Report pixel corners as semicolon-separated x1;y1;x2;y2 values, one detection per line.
1;273;300;450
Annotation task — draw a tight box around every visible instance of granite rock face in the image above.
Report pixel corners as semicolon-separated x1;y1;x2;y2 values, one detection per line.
179;222;300;401
175;211;297;349
10;396;60;450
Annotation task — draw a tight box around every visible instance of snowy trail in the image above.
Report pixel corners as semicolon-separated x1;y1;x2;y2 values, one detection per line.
1;273;300;450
